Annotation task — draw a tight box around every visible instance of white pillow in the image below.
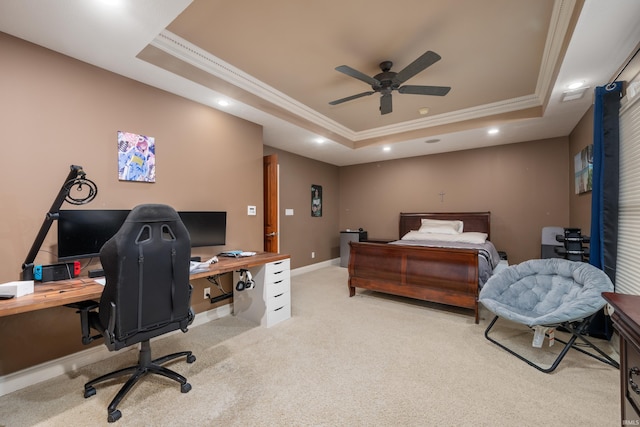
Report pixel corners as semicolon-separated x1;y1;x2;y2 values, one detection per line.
418;219;463;234
401;231;488;244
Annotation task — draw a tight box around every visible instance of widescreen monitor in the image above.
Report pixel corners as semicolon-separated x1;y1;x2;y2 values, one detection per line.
57;209;227;261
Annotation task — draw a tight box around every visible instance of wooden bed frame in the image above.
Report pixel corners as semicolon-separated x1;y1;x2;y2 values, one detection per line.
347;212;491;323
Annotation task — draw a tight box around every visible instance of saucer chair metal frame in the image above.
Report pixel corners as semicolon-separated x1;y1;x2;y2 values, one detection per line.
484;312;619;373
480;258;620;373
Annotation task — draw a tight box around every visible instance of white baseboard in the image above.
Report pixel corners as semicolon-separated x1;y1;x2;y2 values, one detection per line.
290;258;340;276
0;303;232;397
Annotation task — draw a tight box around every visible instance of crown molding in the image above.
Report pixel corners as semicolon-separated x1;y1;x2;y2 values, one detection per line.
535;0;578;102
151;2;571;143
353;94;541;140
151;31;355;139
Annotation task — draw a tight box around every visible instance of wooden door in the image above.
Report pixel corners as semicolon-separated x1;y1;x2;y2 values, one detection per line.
263;154;278;252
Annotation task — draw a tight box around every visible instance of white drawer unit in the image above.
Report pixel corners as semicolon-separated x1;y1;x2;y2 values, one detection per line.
233;258;291;327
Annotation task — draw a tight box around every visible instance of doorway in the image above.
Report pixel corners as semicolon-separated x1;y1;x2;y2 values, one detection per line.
263;154;278;252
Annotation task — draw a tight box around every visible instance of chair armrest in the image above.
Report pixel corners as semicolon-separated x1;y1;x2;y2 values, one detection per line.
104;302;116;345
66;300;101;345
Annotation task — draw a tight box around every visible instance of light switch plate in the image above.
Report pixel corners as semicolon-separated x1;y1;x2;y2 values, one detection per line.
247;206;257;216
285;209;294;216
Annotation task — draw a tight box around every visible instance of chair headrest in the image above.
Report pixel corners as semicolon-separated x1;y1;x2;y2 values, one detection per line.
125;204;181;223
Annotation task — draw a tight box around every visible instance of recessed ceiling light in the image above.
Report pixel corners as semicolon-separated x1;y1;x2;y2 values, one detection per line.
568;81;585;90
315;138;325;143
488;128;499;135
383;146;391;152
418;107;430;115
217;100;230;107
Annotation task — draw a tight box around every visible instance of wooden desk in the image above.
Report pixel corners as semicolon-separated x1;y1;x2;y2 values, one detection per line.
0;252;289;318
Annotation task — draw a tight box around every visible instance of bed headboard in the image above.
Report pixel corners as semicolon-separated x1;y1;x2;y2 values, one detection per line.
399;212;491;240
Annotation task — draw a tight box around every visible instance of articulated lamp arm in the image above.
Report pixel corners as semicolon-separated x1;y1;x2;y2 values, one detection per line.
21;165;97;280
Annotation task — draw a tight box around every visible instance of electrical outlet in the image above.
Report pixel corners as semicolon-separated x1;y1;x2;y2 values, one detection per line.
204;287;210;300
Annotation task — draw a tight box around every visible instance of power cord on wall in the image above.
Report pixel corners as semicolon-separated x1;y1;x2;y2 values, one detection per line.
205;274;233;304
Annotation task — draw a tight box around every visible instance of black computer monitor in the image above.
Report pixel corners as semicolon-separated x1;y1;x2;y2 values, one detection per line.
57;209;227;261
177;211;226;248
57;209;129;262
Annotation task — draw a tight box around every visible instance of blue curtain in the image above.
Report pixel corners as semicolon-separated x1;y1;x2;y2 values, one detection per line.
589;82;622;339
589;82;622;283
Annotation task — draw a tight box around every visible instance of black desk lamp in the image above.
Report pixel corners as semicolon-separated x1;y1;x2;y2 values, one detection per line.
21;165;98;280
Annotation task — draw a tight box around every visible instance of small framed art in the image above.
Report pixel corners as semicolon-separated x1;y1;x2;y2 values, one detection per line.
117;131;156;182
311;185;322;217
574;145;593;194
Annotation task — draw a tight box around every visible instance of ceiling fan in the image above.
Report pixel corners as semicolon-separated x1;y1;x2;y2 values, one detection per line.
329;50;451;115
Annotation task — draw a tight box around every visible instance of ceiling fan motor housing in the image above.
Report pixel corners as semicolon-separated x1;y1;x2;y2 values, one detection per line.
374;62;399;92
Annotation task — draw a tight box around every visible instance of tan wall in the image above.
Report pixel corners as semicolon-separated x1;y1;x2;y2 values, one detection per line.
0;33;264;374
338;138;571;264
569;104;594;233
263;147;341;267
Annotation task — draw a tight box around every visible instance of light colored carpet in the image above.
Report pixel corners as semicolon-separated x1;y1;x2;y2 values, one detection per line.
0;266;620;426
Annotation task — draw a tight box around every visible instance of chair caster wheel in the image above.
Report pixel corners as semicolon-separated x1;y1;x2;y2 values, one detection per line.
84;386;96;398
181;382;192;393
107;409;121;423
187;354;196;363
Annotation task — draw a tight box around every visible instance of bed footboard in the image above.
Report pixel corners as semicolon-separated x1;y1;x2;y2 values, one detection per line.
348;242;480;323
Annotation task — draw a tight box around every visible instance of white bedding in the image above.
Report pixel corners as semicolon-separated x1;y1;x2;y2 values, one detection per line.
401;230;488;244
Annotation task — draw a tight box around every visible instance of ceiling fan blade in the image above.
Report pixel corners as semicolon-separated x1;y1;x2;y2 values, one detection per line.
393;50;442;85
380;93;392;115
335;65;380;86
398;85;451;96
329;91;375;105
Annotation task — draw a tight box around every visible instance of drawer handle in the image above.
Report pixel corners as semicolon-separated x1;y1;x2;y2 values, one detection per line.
274;280;283;284
274;293;284;298
274;271;283;275
630;367;640;395
274;306;284;311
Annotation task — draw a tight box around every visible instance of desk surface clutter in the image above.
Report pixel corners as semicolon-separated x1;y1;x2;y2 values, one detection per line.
0;252;289;318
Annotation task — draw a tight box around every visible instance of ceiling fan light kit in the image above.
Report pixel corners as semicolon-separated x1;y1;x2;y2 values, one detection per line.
329;50;451;115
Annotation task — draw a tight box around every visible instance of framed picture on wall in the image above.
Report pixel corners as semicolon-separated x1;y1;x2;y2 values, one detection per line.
574;144;593;194
117;131;156;182
311;185;322;217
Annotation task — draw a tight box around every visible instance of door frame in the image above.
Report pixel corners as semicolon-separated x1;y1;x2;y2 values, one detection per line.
263;154;279;252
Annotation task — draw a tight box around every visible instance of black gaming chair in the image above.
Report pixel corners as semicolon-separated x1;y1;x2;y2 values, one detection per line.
72;204;195;423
